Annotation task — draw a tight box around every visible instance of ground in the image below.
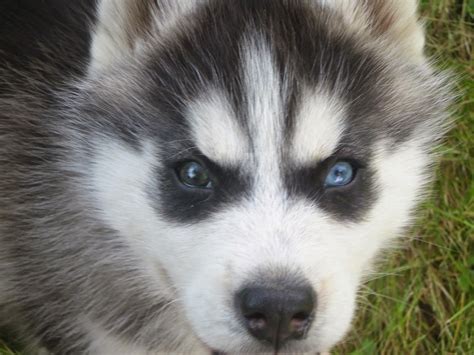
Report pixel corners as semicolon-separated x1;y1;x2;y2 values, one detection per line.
1;0;473;354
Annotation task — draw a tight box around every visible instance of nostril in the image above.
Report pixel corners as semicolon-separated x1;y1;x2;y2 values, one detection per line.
289;312;312;336
245;312;267;332
292;312;310;321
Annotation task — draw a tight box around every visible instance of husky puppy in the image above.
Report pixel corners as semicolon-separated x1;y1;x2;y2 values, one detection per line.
0;0;450;354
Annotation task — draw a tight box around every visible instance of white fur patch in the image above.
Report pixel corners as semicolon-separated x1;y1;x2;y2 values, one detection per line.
87;139;171;286
90;140;158;237
366;140;432;237
291;90;346;164
188;91;248;166
241;34;285;192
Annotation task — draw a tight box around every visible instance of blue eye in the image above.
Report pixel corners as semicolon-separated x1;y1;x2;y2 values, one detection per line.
177;161;212;189
325;162;355;187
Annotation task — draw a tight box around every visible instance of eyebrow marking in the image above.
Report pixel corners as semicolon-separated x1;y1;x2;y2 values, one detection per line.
187;90;248;166
291;90;346;165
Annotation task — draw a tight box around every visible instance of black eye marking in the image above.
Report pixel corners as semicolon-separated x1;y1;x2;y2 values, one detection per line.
152;152;251;223
284;155;375;221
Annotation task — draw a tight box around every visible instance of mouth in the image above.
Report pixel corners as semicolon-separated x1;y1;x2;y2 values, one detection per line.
212;350;321;355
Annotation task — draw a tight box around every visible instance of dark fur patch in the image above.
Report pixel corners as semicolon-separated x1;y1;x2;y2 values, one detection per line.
153;149;252;223
0;0;96;88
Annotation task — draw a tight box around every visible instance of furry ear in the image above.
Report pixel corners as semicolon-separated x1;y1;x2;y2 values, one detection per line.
89;0;201;72
322;0;426;63
90;0;156;72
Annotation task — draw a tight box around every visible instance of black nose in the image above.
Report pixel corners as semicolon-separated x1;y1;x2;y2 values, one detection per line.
236;285;315;345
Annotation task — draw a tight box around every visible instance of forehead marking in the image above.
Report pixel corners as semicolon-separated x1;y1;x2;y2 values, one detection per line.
241;34;286;192
291;90;346;165
188;91;248;166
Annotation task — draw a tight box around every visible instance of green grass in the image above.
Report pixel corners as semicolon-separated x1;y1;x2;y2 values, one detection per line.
0;342;16;355
1;1;472;354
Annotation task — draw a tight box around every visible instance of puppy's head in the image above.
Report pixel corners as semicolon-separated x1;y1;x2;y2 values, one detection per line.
81;0;450;352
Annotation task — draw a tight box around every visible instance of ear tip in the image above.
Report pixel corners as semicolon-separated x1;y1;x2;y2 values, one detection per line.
89;0;157;71
364;0;428;63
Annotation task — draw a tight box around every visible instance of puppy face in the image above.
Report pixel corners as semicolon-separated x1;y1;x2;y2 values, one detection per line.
81;1;449;352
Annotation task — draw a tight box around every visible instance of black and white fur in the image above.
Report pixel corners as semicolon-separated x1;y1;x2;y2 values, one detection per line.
0;0;451;354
